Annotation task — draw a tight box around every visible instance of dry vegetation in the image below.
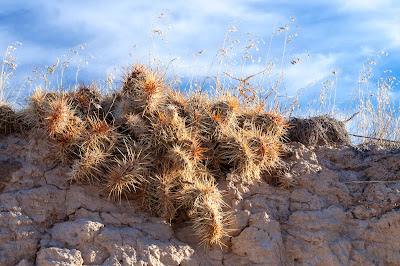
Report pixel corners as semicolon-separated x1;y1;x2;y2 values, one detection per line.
1;20;399;247
0;58;289;247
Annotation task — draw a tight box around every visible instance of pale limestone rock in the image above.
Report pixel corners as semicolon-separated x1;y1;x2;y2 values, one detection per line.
36;247;83;266
51;219;104;246
17;185;66;225
0;134;399;265
289;188;326;211
0;209;40;266
231;212;284;264
228;209;250;236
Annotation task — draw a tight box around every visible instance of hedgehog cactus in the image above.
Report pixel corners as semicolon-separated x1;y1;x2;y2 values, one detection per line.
40;94;85;163
147;107;189;153
215;125;283;181
166;132;206;170
69;82;101;116
82;113;119;151
124;113;149;139
162;89;188;118
14;61;288;248
22;89;84;141
237;109;288;138
208;94;242;135
191;193;229;247
185;92;210;130
142;170;181;220
210;94;241;125
44;95;83;139
121;63;165;114
178;171;229;247
22;88;58;130
113;97;136;126
69;145;110;183
105;139;151;201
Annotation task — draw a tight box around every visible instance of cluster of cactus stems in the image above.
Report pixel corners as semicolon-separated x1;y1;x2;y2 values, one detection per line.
0;62;288;247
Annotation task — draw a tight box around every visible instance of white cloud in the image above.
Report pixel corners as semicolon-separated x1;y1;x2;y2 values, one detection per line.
1;0;399;106
335;0;392;11
284;53;339;93
4;0;285;80
368;21;400;49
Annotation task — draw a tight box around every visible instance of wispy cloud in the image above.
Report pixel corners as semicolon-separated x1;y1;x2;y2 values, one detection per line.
336;0;393;11
0;0;399;105
284;53;339;92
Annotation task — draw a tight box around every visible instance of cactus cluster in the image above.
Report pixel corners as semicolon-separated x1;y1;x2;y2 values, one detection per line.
3;63;288;247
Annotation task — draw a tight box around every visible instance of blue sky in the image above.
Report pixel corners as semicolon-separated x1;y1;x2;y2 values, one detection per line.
1;0;400;115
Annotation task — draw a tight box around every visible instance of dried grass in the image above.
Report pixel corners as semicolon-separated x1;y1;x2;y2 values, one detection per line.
287;115;350;146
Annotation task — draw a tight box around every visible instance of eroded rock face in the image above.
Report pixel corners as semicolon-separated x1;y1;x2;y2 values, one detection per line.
36;247;84;266
231;212;284;264
1;133;399;265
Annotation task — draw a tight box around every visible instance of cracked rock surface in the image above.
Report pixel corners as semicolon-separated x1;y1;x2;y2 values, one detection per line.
1;133;399;265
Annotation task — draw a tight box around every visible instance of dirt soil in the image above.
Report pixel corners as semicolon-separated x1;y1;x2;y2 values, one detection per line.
1;132;399;265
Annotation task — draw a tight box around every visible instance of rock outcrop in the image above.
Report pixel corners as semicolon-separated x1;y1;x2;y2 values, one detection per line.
1;133;399;265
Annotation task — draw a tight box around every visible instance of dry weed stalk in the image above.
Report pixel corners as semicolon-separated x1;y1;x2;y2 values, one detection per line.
347;53;400;148
0;42;21;103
